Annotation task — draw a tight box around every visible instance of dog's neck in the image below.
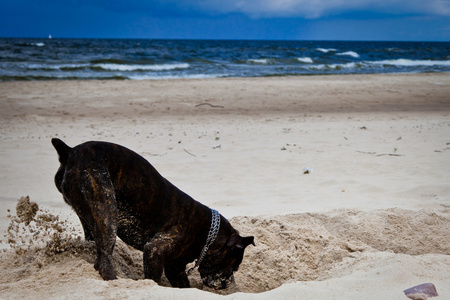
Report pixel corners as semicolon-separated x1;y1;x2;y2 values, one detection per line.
187;208;221;274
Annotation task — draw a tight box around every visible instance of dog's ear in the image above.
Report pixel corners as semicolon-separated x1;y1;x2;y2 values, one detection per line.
228;234;255;249
238;236;255;249
51;138;71;163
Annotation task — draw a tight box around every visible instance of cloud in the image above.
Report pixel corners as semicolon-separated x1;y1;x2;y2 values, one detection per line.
135;0;450;19
195;0;450;18
15;0;450;19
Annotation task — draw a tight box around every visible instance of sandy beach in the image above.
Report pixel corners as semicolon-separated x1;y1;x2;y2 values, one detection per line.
1;73;449;299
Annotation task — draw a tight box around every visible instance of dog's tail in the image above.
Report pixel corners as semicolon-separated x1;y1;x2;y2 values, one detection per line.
51;138;71;164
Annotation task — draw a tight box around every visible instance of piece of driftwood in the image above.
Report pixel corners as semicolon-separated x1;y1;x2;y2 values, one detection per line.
195;103;225;108
356;150;404;157
183;148;197;157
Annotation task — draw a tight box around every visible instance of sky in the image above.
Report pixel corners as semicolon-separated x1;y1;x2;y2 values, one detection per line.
1;0;450;41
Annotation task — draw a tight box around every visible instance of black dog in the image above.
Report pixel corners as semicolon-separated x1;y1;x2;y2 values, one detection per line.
51;138;254;289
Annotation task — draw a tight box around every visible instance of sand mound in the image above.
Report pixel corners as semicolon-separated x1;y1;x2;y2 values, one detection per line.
309;209;449;256
230;208;449;293
1;197;449;297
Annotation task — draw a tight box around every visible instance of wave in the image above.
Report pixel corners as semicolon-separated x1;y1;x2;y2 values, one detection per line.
337;51;360;58
127;73;222;80
247;59;271;65
297;57;313;63
368;59;450;67
310;62;359;70
94;63;190;71
25;63;90;70
7;62;192;73
247;57;314;65
316;48;337;53
0;74;129;81
13;42;46;47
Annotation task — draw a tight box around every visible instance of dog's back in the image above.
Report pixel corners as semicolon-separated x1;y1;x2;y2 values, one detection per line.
51;138;200;250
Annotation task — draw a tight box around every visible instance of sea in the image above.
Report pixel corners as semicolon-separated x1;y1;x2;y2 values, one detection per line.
1;38;449;81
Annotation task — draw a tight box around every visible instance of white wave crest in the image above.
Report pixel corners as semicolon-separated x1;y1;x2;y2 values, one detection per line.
96;63;190;71
369;59;450;67
337;51;360;58
310;62;357;70
128;74;221;80
297;57;313;63
248;59;269;64
316;48;337;53
26;63;90;70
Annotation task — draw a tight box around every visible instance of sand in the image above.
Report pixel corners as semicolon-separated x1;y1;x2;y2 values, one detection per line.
0;73;449;299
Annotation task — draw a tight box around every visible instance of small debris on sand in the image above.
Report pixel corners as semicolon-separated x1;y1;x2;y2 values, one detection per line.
404;283;439;300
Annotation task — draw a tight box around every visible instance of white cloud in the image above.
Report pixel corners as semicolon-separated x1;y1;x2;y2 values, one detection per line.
191;0;450;18
83;0;450;19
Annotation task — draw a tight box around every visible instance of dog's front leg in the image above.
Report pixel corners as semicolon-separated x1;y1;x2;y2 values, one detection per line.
165;263;190;288
143;232;190;288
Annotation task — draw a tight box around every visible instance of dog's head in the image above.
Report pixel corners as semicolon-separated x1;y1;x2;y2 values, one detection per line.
198;232;254;290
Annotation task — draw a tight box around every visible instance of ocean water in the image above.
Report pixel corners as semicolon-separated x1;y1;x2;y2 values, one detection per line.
0;38;449;81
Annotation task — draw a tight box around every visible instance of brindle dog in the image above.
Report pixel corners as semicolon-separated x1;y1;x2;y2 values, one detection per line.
51;138;254;289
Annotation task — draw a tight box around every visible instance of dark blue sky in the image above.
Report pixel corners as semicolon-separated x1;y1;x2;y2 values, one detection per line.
1;0;450;41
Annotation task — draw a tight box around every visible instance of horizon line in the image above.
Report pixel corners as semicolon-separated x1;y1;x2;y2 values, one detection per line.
1;36;449;43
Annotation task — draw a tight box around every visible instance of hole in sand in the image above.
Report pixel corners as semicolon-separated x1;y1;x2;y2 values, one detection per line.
2;197;449;295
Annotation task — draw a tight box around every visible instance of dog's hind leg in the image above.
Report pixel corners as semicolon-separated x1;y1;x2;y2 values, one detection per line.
79;217;94;241
62;166;118;280
85;169;118;280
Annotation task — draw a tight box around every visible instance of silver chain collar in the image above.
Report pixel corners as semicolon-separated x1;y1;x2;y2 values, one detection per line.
187;208;221;275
